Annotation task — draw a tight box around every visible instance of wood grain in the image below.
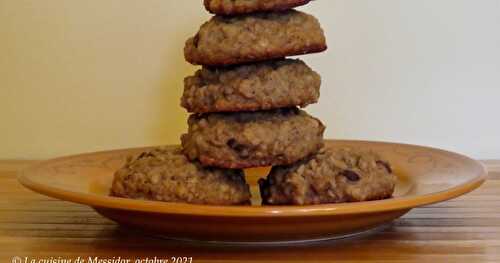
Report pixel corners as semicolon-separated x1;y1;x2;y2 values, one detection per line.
1;160;499;262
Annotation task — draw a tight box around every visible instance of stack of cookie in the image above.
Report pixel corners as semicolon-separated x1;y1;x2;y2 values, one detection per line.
111;0;396;206
181;1;327;170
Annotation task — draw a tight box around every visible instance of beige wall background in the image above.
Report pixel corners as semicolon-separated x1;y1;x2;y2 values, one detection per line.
1;0;499;160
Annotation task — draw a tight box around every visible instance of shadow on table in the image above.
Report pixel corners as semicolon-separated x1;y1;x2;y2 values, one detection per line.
82;223;431;261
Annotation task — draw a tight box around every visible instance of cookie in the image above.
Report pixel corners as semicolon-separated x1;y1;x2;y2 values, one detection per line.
259;147;396;205
181;59;320;113
184;10;327;66
110;147;251;205
181;108;325;169
204;0;311;15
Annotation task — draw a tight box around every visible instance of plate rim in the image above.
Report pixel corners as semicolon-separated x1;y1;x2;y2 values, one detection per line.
18;139;488;218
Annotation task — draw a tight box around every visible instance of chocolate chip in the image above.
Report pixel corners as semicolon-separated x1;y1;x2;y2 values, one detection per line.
226;138;237;148
341;170;360;181
226;139;250;158
376;160;392;173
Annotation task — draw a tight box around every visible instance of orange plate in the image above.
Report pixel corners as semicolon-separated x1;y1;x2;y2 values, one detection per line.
18;140;487;243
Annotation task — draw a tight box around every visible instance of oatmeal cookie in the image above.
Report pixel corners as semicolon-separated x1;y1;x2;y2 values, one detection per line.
259;147;396;205
204;0;311;15
181;108;325;168
181;59;320;113
184;10;327;66
110;147;251;205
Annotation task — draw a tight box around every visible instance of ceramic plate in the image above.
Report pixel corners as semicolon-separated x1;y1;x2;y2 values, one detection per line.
18;140;487;242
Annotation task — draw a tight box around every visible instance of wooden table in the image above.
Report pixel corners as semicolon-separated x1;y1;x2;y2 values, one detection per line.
1;160;499;262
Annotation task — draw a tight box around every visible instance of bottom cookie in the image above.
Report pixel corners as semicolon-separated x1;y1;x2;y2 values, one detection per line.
259;147;396;205
110;147;251;205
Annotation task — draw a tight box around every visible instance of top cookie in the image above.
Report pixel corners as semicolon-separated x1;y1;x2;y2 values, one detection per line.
184;10;327;66
204;0;311;15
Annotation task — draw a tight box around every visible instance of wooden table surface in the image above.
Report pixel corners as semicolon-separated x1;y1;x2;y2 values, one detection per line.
1;160;499;263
